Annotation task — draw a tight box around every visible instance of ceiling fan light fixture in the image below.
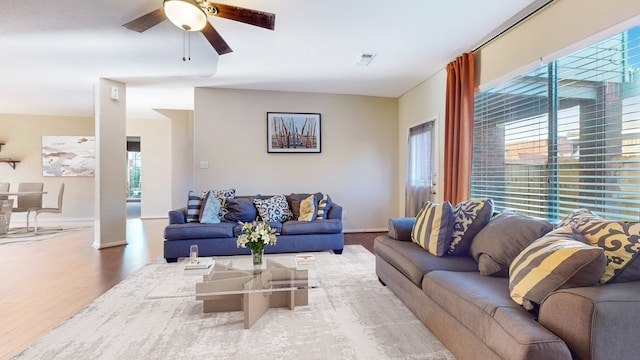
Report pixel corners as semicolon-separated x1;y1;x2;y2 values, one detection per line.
163;0;207;31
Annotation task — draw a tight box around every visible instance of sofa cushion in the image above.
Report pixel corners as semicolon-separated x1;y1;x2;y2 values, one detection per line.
374;236;478;286
509;226;606;310
254;195;291;223
411;201;455;256
298;194;318;222
471;211;554;277
281;219;342;235
164;222;236;240
448;198;494;256
186;191;203;223
233;221;283;237
316;193;333;219
224;197;258;223
557;208;640;283
423;271;568;359
199;192;222;224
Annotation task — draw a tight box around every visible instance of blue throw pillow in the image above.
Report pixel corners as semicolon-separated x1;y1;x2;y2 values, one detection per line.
199;192;222;224
224;197;258;223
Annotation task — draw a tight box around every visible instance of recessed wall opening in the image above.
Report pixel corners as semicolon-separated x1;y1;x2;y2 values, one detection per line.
127;136;141;219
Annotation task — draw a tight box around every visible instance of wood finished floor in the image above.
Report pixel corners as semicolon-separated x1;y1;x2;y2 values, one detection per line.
0;220;382;360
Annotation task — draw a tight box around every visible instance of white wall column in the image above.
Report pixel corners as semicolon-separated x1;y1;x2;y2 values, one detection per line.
93;78;127;249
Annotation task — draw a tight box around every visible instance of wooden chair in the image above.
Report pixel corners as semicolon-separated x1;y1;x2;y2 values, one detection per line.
13;182;43;231
35;183;64;234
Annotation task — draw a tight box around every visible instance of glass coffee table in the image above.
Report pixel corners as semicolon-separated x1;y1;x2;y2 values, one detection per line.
149;254;317;329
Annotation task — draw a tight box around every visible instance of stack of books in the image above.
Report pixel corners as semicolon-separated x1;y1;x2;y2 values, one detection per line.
295;254;317;266
185;258;214;270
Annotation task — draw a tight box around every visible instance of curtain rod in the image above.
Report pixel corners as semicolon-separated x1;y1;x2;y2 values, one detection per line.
472;0;555;52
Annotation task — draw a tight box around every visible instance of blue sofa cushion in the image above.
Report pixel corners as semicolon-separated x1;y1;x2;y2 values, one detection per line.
164;222;236;241
281;219;342;235
234;221;282;237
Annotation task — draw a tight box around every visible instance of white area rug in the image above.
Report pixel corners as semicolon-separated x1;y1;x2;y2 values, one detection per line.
14;245;454;360
0;226;88;246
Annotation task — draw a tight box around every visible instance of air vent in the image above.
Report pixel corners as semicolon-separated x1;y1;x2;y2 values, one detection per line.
355;53;376;66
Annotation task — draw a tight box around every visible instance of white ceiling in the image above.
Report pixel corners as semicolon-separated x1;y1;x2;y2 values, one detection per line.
0;0;537;119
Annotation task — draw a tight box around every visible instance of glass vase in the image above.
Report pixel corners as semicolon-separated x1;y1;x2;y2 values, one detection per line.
251;248;264;266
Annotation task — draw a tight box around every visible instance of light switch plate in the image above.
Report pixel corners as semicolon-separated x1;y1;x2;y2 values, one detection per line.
110;86;119;100
199;161;209;169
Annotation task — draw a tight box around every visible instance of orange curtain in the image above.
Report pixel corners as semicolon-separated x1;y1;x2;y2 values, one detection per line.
444;52;475;206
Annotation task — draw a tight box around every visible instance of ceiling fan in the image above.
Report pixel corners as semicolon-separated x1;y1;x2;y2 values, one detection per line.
123;0;276;55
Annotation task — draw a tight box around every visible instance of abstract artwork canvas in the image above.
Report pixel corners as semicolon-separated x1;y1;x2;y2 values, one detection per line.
42;135;95;176
267;112;321;153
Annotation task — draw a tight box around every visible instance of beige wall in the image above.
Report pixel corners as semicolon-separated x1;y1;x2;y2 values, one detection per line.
194;88;399;232
156;109;194;210
0;114;94;224
477;0;640;88
126;117;172;219
397;70;447;215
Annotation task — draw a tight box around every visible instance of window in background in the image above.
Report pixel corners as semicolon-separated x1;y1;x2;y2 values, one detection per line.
127;137;141;200
406;121;434;216
472;25;640;221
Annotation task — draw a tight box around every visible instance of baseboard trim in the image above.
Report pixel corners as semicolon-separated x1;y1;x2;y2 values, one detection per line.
343;228;387;234
92;240;128;250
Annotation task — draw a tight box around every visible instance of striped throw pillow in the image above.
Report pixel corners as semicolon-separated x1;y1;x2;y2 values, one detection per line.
411;201;455;256
186;191;203;223
316;194;332;219
509;226;606;310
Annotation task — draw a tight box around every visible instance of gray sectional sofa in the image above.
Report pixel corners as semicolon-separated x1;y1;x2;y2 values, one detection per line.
375;215;640;359
164;194;344;262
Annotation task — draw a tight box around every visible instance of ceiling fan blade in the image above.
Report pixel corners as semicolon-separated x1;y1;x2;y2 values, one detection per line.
208;3;275;30
123;8;166;33
201;22;233;55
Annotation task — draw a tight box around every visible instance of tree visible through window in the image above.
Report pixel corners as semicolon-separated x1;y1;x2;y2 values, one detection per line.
472;25;640;221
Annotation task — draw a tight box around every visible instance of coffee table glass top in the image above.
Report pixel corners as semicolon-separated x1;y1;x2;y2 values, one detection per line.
146;253;318;300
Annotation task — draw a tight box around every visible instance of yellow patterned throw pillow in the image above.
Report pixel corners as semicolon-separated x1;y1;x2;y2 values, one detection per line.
298;194;317;222
411;201;455;256
557;209;640;283
509;226;606;310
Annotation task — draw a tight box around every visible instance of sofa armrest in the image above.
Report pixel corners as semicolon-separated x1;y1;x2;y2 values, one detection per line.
168;208;187;224
388;217;415;241
539;281;640;360
327;203;343;220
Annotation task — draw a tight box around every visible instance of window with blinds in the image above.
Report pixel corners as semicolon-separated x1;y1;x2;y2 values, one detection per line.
472;25;640;221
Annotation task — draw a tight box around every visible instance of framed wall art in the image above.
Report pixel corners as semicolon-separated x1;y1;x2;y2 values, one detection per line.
42;135;96;176
267;112;321;153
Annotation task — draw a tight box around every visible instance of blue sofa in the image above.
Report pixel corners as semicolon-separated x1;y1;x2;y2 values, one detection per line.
163;194;344;262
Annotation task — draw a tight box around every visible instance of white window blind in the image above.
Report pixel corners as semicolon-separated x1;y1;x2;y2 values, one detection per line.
472;25;640;221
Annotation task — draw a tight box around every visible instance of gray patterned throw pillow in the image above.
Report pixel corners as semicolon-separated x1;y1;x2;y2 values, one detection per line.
448;198;494;256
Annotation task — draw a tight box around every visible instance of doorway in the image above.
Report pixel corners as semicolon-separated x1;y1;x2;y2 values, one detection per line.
127;137;141;218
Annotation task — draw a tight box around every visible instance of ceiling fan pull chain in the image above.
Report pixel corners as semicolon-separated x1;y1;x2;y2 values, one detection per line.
182;31;186;61
182;31;192;62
